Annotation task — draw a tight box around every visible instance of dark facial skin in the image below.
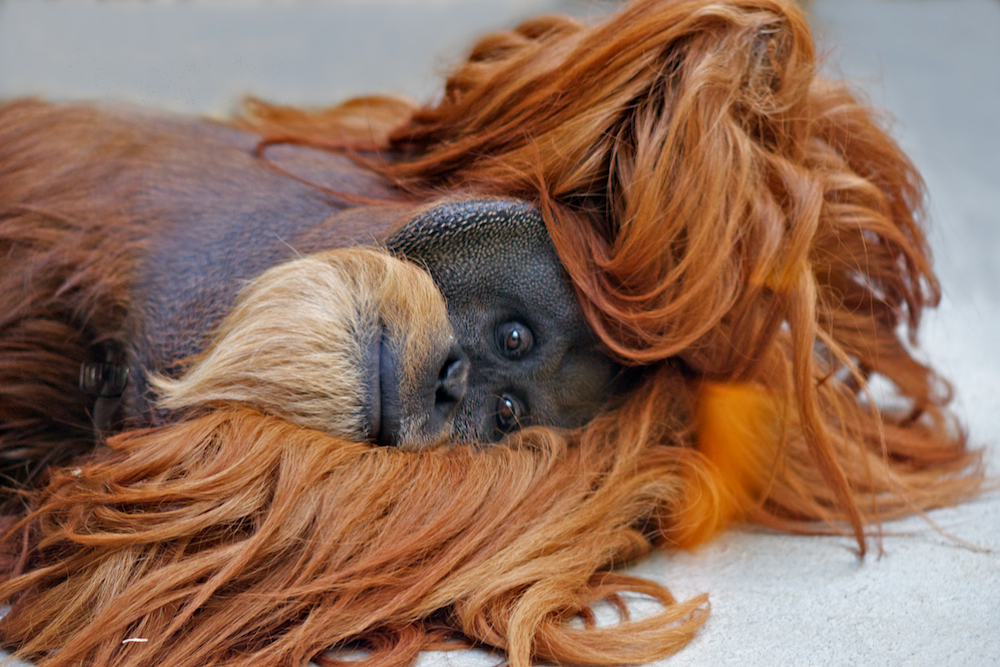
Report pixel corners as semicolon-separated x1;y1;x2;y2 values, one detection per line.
388;200;623;443
131;197;620;445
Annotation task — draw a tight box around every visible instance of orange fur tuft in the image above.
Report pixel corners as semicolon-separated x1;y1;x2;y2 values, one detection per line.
671;382;784;548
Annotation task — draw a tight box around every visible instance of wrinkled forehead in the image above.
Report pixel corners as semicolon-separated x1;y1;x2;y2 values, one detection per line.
386;199;584;329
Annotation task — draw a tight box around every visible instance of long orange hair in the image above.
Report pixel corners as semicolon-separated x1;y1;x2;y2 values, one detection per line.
1;373;712;667
246;0;983;549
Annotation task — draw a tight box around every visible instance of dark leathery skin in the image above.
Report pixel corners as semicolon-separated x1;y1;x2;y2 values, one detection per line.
387;200;622;442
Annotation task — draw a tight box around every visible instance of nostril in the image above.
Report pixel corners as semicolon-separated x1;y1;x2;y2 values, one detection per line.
436;344;469;406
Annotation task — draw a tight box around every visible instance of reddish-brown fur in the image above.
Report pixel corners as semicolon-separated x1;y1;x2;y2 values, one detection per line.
0;0;986;665
0;377;710;667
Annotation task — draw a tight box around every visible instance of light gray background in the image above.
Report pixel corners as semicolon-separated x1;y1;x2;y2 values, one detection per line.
0;0;997;665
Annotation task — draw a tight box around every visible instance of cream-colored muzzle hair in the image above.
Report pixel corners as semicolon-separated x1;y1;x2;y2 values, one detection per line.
151;247;456;448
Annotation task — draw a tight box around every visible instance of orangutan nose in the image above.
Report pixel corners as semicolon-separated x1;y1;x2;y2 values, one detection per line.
374;337;468;449
435;343;469;415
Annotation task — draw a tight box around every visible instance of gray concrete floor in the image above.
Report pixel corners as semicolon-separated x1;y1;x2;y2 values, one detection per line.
0;0;997;665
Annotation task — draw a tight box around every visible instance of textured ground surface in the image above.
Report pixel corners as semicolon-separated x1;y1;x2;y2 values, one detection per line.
1;0;997;665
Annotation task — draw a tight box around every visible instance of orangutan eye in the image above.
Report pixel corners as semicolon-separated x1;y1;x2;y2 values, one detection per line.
496;321;533;359
494;393;526;437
